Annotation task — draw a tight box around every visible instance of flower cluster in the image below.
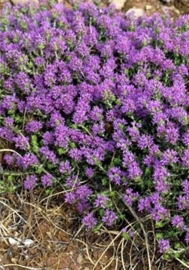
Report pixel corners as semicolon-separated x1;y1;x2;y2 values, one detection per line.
0;0;189;256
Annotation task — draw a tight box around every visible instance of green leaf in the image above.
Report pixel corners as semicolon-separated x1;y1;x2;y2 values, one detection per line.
57;148;66;155
174;242;181;249
102;178;108;186
155;221;164;228
92;223;101;233
122;232;130;240
31;135;39;154
156;233;163;239
163;254;171;260
99;208;104;217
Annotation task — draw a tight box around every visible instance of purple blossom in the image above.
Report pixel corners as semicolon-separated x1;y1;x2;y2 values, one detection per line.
75;185;92;201
102;209;117;226
182;179;189;194
185;232;189;244
127;161;142;180
59;160;71;175
82;213;97;229
64;191;76;204
160;149;178;166
182;150;189;168
123;188;139;206
41;174;53;187
20;153;38;169
25;120;42;134
13;135;29;150
137;135;153;150
54;124;70;148
182;131;189;145
138;197;152;212
39;146;58;164
171;215;185;230
151;204;169;221
158;239;170;253
108;166;122;185
4;117;14;128
42;131;54;146
3;154;14;165
165;127;179;144
94;194;108;208
24;175;37;190
85;167;94;179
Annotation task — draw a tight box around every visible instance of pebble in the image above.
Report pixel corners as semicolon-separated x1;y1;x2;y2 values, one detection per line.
145;5;153;10
77;254;84;264
110;0;127;10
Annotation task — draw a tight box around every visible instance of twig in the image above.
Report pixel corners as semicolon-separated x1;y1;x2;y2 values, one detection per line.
119;193;152;270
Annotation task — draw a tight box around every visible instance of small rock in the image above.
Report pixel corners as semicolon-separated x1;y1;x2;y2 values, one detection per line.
145;5;153;10
8;237;20;246
23;239;34;247
126;8;144;18
110;0;127;10
77;254;84;264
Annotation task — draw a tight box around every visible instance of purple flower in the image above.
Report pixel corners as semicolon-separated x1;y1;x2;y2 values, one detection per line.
89;106;103;122
75;185;92;201
24;175;37;190
25;120;42;134
82;213;97;229
182;150;189;168
160;149;178;166
39;146;58;164
94;194;108;208
185;232;189;244
44;64;57;87
85;167;94;179
165;127;179;144
182;179;189;194
3;154;14;165
158;239;170;253
138;197;152;212
127;161;142;181
15;71;31;94
20;153;38;169
41;174;53;187
151;204;169;221
42;131;54;146
69;148;83;161
182;131;189;145
102;210;117;226
54;124;70;148
64;191;76;204
123;188;139;206
108;166;122;185
122;151;135;167
126;124;140;142
137;135;153;150
13;135;29;150
4;117;14;128
171;215;185;230
59;160;71;175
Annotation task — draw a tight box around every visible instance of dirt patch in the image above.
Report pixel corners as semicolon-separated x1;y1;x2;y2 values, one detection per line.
0;191;129;270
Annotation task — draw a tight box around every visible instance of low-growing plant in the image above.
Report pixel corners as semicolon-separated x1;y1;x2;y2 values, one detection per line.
0;0;189;266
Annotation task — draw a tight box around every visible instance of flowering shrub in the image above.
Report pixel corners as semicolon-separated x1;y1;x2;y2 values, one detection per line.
0;0;189;260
